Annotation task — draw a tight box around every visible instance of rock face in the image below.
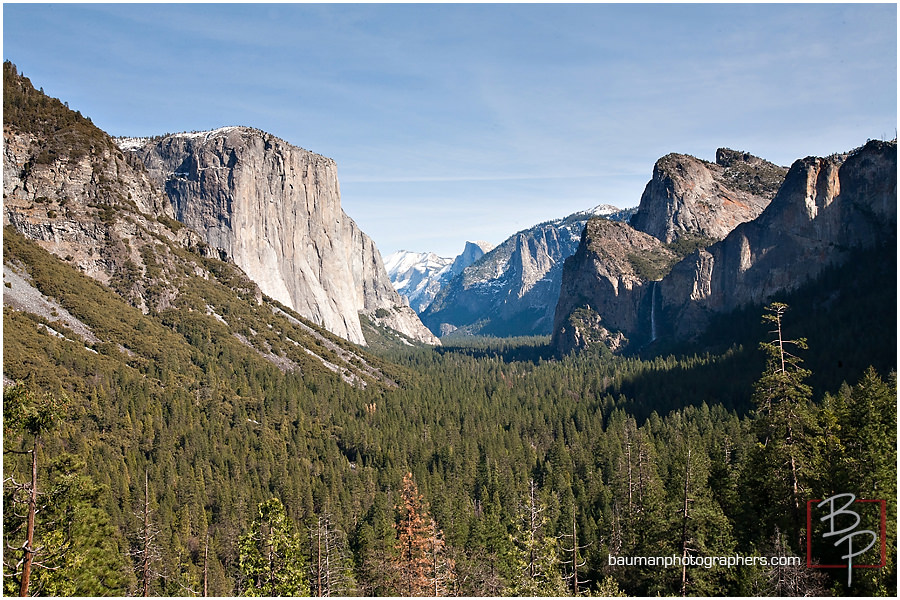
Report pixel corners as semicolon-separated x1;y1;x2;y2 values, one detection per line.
129;127;439;346
421;206;635;338
629;149;787;243
446;241;494;279
4;60;403;385
552;140;896;353
3;66;187;315
658;140;897;339
551;220;676;353
385;241;492;314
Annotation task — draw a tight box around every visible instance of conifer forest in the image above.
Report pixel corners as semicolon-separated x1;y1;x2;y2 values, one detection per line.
4;223;896;596
2;58;897;597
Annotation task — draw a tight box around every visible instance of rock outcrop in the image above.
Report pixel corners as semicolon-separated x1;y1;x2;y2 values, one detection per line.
551;220;676;354
658;140;896;339
552;140;896;354
128;127;439;346
3;75;187;315
629;149;787;243
421;207;633;338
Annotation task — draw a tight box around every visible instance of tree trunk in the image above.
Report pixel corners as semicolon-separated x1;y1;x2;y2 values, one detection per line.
571;513;579;596
142;471;151;597
202;533;209;597
680;449;691;597
316;522;323;596
19;439;38;597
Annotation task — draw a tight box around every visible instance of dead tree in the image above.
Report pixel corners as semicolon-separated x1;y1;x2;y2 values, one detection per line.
4;440;40;597
2;385;66;596
560;510;590;595
309;511;354;596
129;471;162;596
679;448;695;596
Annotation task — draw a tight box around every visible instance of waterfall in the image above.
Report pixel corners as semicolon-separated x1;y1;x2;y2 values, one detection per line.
650;281;659;342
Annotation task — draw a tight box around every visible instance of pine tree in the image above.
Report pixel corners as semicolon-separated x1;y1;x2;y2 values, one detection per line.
3;384;64;596
510;479;565;596
666;441;735;596
463;490;517;595
355;493;399;596
3;384;132;596
238;498;309;596
747;302;819;551
815;369;897;595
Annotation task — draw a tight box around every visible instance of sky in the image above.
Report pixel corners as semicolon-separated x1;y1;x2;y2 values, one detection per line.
3;2;897;257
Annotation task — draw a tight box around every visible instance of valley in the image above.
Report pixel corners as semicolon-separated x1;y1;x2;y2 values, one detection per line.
3;60;897;597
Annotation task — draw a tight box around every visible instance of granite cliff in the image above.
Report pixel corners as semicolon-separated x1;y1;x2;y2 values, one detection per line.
126;127;439;346
551;219;675;352
629;148;787;243
553;140;897;354
4;62;436;354
658;140;896;339
3;62;402;384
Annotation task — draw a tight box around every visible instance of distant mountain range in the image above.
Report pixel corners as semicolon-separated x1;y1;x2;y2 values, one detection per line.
415;205;635;338
385;241;493;313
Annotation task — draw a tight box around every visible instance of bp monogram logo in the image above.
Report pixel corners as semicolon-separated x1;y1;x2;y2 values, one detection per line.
807;493;886;587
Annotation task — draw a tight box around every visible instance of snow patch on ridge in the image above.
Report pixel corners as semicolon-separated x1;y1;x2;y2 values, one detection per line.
115;137;152;151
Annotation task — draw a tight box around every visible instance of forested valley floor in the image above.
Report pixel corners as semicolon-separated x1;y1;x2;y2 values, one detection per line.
3;229;896;597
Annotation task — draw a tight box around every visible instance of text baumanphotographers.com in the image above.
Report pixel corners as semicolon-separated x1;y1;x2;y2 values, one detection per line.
608;554;801;569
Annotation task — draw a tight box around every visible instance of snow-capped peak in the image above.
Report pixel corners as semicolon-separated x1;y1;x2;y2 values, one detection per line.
385;250;452;280
587;204;622;216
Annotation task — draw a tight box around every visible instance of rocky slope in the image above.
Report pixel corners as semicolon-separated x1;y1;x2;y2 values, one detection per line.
553;140;896;354
421;206;634;338
385;241;492;313
3;63;187;314
4;61;434;389
126;127;439;346
3;62;401;384
551;219;676;353
658;140;896;339
629;148;787;244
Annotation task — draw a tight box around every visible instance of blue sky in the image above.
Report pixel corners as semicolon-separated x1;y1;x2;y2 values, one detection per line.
3;3;897;257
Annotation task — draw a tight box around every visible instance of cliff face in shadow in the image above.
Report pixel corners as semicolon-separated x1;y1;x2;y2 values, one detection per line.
553;140;896;354
658;140;896;340
551;220;675;354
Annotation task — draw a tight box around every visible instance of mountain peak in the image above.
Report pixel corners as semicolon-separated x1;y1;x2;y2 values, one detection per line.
630;148;788;244
385;241;493;314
